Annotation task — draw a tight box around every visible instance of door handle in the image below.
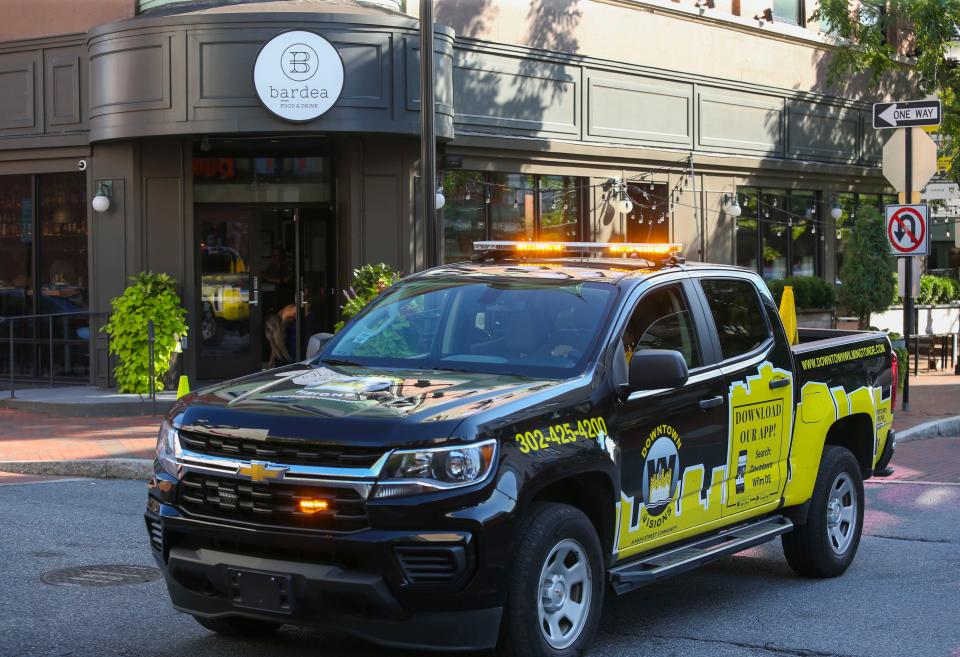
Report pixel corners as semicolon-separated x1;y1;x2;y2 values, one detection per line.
699;395;723;410
769;377;790;389
249;275;259;307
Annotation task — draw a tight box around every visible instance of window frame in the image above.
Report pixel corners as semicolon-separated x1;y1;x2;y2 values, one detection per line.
694;273;775;368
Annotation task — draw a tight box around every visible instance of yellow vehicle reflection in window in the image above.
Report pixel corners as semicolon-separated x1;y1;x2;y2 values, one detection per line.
200;245;249;346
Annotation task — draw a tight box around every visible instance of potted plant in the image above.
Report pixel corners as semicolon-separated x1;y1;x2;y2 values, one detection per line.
102;272;188;394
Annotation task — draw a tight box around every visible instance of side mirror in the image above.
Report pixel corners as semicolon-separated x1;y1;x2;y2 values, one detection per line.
305;332;334;361
628;349;688;391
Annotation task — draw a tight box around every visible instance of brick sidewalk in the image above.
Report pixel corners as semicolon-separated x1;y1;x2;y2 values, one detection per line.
0;409;157;462
892;372;960;432
884;437;960;484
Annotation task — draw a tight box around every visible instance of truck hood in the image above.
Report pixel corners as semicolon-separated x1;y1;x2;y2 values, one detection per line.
174;363;567;447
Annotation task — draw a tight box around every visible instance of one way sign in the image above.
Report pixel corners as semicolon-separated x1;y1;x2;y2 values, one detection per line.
886;204;929;256
873;100;941;129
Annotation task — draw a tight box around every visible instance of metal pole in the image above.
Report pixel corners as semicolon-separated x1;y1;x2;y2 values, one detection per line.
902;128;913;411
8;322;14;399
689;154;702;261
419;0;438;267
48;315;54;388
148;319;156;415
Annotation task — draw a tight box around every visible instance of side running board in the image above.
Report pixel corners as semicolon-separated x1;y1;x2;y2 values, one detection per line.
608;515;793;595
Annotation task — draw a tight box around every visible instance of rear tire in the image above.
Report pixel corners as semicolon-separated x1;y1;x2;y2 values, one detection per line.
782;445;864;578
193;615;282;638
496;503;604;657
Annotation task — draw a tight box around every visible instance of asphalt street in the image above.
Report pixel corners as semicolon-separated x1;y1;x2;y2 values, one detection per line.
0;478;957;657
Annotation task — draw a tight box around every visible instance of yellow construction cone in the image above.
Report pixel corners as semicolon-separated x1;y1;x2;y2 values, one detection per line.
177;375;191;399
779;285;799;346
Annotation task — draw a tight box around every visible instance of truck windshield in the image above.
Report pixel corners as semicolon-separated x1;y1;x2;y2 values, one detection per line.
319;277;619;378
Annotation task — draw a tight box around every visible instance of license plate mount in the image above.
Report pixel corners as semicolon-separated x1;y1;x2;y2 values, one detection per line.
227;568;293;614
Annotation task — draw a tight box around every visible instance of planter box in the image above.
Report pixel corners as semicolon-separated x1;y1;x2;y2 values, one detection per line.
870;304;960;335
796;310;834;329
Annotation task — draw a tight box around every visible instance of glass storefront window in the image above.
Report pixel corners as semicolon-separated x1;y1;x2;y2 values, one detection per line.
735;188;759;272
442;172;486;264
790;191;818;277
736;188;824;280
38;173;88;314
626;183;669;243
193;156;331;203
761;191;788;280
490;174;535;241
0;172;89;380
539;176;580;241
0;175;33;318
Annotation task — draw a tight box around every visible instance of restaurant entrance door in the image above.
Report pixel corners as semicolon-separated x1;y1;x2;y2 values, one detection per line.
196;205;335;381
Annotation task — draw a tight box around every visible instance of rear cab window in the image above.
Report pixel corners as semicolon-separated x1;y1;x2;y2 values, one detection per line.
698;278;771;361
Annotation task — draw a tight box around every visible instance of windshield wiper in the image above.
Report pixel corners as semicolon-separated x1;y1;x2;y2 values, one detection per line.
319;357;363;367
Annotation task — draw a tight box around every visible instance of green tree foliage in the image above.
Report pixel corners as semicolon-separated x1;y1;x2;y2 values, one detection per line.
103;272;188;393
767;276;837;310
813;0;960;177
335;263;401;332
838;207;897;327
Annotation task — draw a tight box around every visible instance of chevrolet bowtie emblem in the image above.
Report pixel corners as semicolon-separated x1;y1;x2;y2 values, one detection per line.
237;460;288;483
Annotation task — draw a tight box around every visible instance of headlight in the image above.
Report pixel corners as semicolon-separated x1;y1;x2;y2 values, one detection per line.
155;421;182;477
374;439;497;499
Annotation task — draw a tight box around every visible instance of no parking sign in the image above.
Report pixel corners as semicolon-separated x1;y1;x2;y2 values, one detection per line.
885;204;929;256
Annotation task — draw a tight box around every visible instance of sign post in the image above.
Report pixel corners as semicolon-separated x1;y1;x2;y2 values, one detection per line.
877;98;941;412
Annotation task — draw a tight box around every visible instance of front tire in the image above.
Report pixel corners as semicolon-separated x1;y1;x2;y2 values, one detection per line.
193;615;281;638
497;503;603;657
782;445;864;578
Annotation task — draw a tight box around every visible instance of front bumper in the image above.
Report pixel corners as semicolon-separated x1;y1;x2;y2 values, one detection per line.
145;481;512;651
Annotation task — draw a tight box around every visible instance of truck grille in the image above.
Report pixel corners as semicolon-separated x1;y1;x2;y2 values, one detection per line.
178;430;383;469
178;473;368;532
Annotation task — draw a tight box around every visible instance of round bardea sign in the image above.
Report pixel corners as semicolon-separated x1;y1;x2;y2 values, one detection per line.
254;30;344;122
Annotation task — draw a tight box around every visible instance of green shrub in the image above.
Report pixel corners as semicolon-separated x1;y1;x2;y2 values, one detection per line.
334;263;401;332
766;276;836;310
102;272;188;393
838;207;896;328
912;275;960;305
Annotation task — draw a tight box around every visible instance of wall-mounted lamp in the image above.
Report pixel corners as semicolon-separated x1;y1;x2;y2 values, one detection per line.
722;193;742;217
435;178;446;210
830;199;844;221
92;180;113;213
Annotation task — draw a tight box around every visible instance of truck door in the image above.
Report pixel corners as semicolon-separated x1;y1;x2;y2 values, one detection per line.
611;280;730;559
695;276;795;518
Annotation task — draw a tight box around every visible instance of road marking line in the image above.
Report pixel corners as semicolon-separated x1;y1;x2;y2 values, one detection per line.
866;479;960;487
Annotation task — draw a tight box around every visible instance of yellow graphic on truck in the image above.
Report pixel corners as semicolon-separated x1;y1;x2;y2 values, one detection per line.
726;363;793;512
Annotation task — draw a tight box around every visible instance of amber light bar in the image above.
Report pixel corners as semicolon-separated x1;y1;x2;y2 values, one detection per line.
473;241;683;255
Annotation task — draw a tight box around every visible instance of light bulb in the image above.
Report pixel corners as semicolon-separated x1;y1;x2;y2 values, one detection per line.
92;195;110;213
831;205;843;221
618;197;634;214
435;190;446;210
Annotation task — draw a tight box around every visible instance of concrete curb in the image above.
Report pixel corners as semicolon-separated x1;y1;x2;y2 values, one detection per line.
897;416;960;443
0;459;152;480
0;398;173;418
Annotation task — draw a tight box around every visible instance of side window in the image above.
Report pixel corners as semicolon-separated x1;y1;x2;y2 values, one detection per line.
622;285;701;369
699;278;770;360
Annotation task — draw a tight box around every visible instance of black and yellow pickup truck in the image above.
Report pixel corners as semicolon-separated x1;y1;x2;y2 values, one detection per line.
146;242;896;657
